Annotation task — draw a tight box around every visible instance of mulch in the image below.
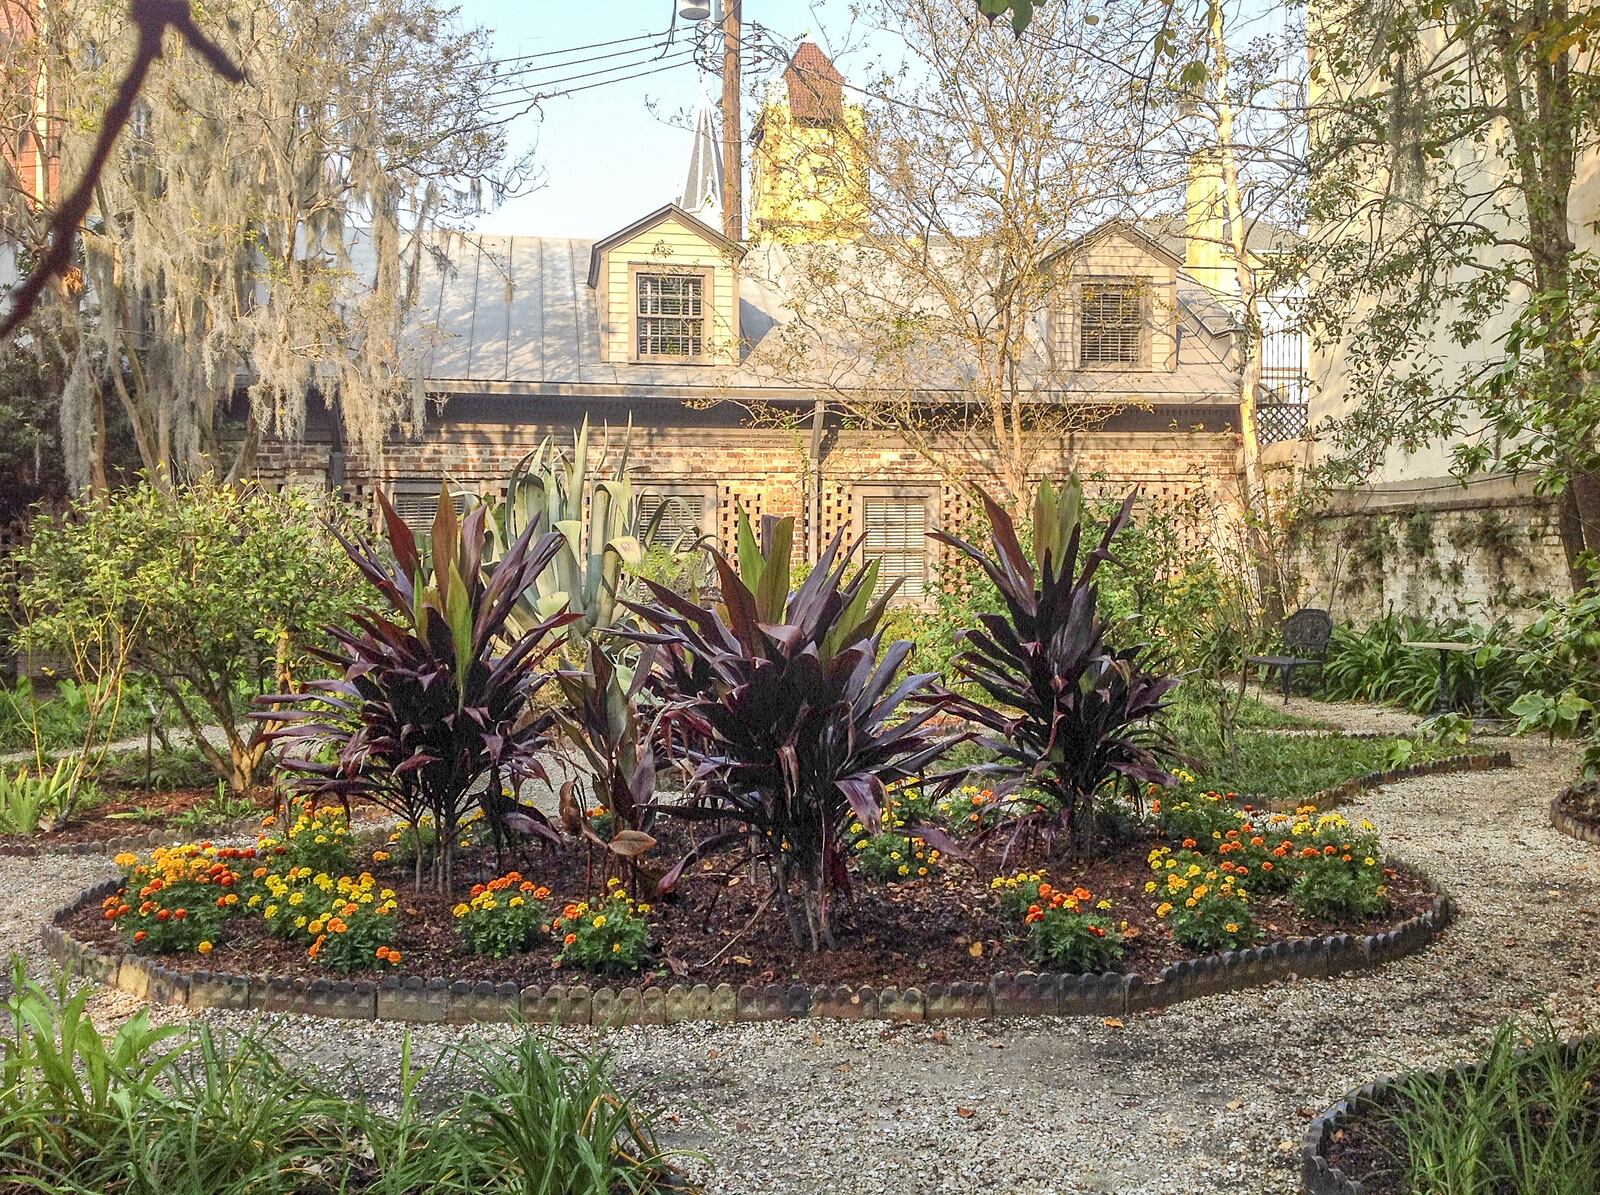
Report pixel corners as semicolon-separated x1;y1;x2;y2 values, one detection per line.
63;821;1440;991
0;787;267;847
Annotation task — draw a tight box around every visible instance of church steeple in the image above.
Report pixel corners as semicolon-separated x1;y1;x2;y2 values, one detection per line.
680;76;723;221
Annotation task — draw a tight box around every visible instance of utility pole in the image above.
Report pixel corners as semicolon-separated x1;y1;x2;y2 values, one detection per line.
720;0;742;241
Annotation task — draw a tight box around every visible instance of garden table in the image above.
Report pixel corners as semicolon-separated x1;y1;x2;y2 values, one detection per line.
1400;640;1482;716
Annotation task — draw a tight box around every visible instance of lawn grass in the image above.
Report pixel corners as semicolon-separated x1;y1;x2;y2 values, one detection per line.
1165;679;1463;803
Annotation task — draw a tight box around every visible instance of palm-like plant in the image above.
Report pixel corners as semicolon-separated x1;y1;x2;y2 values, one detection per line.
935;477;1177;857
627;512;956;951
263;487;575;891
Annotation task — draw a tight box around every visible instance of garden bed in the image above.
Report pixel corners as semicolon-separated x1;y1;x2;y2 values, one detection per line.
1303;1027;1600;1194
1550;780;1600;847
58;828;1444;990
0;786;266;852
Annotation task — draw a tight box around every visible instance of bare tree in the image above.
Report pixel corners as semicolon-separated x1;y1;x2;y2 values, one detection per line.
754;0;1166;518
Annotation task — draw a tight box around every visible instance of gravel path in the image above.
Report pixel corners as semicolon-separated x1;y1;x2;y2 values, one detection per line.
7;705;1596;1195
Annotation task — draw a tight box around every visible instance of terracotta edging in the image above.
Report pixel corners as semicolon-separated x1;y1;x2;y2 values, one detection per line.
43;860;1455;1028
1549;790;1600;849
1301;1037;1598;1194
1292;750;1512;810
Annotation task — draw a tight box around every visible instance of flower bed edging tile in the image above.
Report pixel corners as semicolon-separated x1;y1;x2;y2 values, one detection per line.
1299;1038;1599;1194
42;859;1456;1027
1550;790;1600;848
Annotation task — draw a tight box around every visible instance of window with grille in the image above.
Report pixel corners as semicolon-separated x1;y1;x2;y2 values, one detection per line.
634;271;706;360
1079;280;1145;366
388;482;465;539
861;494;929;601
637;491;708;549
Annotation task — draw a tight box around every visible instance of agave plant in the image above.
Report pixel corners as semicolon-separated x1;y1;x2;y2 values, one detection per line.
935;476;1177;857
262;486;576;891
627;511;957;951
470;418;648;645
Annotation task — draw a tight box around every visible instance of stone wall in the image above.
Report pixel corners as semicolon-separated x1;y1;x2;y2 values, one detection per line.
1292;476;1568;625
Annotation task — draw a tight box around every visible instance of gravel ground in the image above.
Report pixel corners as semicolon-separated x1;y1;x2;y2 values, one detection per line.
7;697;1597;1195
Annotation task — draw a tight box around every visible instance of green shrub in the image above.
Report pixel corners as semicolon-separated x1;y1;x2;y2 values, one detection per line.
552;883;652;976
455;871;554;959
10;477;361;791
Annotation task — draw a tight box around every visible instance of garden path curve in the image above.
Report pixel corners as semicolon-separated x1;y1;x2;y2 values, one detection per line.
6;696;1597;1195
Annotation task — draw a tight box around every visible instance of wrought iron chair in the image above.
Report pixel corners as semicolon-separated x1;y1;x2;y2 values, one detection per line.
1244;608;1333;702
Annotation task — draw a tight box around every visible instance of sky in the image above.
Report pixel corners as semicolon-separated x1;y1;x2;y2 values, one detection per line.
455;0;854;236
452;0;1300;238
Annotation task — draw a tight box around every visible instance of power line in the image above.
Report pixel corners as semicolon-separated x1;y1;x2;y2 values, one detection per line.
477;46;703;111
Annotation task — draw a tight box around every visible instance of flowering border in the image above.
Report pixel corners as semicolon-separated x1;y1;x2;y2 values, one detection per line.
1550;787;1600;848
1300;1037;1597;1194
42;860;1454;1027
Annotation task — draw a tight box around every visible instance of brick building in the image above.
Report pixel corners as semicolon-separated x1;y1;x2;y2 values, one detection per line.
253;44;1248;595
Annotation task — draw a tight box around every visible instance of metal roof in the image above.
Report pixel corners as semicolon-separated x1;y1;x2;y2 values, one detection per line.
381;229;1240;403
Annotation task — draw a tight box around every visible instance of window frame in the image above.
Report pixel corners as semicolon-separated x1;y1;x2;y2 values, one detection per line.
1074;275;1151;371
635;483;717;549
628;263;714;364
386;477;469;538
852;484;938;605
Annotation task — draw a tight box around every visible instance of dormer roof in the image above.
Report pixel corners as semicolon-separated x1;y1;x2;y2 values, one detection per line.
584;203;745;288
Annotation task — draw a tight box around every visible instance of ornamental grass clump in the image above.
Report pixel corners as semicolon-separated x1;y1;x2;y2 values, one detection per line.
935;478;1177;858
626;511;957;951
263;487;576;892
0;960;690;1194
455;871;553;958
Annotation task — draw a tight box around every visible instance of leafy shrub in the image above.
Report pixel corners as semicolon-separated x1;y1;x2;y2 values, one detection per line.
0;759;82;834
10;478;361;791
990;868;1051;918
553;881;651;976
268;488;573;891
106;844;257;955
628;511;954;951
1021;884;1124;973
1152;787;1248;847
847;813;942;883
305;878;402;973
936;478;1176;855
0;960;688;1194
1148;846;1257;951
455;871;553;958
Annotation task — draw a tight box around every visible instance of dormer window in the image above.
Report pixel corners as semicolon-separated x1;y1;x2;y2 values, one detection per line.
1079;279;1147;367
633;267;711;362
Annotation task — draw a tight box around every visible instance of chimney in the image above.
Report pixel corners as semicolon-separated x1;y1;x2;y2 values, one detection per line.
1184;150;1234;295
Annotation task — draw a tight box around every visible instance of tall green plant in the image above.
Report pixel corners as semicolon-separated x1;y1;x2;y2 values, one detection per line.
628;511;956;951
936;477;1177;857
266;487;574;891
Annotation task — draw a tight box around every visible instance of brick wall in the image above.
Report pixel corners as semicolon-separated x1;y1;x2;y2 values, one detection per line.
1291;483;1569;625
251;398;1242;571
